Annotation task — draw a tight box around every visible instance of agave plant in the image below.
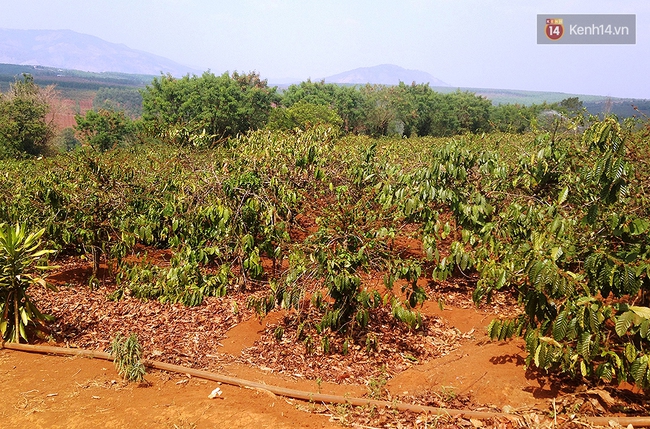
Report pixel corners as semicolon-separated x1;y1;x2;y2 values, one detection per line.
0;223;56;343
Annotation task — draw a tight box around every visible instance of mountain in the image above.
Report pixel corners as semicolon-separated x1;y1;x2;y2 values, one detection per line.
0;28;199;77
323;64;449;87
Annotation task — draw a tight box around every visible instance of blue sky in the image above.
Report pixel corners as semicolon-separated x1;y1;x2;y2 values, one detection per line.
2;0;649;98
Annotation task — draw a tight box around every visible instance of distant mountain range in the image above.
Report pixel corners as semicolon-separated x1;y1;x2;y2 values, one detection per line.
0;28;199;77
323;64;449;87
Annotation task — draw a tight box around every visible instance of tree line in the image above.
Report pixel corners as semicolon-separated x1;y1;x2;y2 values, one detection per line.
1;71;584;157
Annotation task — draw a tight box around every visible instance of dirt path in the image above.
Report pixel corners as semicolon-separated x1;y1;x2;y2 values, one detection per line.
0;350;342;429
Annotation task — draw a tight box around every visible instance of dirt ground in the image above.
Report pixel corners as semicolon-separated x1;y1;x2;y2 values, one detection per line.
0;349;350;429
48;95;94;129
2;260;646;428
2;303;560;429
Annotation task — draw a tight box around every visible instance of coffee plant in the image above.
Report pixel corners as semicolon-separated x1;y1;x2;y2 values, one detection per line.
483;118;650;388
2;98;649;392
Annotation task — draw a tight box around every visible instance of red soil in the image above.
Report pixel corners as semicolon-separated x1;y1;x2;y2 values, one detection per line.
2;256;647;428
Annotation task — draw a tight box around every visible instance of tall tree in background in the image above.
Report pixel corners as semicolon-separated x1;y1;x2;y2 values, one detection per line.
141;71;279;145
267;100;343;132
357;83;493;137
0;75;55;158
75;108;136;152
280;80;368;133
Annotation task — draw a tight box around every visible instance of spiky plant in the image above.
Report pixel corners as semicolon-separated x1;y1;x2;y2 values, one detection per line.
0;223;56;343
110;332;146;382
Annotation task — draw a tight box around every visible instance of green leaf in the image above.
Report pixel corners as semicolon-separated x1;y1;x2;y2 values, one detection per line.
630;356;648;385
641;319;649;339
598;362;613;382
552;309;569;341
579;332;592;361
630;218;650;236
550;247;563;262
629;306;650;320
557;186;569;205
487;319;500;339
615;311;633;337
625;343;637;363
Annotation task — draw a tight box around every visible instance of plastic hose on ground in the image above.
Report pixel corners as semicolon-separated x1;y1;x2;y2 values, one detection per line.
2;342;649;427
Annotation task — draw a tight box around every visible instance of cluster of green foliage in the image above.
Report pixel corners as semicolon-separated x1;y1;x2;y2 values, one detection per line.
141;71;279;146
83;75;572;147
267;100;343;132
113;248;230;306
0;75;143;158
93;87;143;117
0;75;55;158
482;118;650;388
276;80;494;137
111;332;146;382
4;75;650;392
1;74;581;160
53;127;81;152
75;108;136;152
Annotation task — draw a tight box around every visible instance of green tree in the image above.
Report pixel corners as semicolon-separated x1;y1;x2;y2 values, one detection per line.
141;71;279;145
446;90;492;135
267;100;343;131
359;84;409;137
360;83;493;137
0;75;55;158
93;87;143;118
54;127;81;152
560;97;584;115
281;79;341;107
281;80;368;133
75;108;136;152
490;104;537;133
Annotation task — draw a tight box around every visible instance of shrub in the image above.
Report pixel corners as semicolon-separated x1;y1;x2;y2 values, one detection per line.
75;108;136;152
141;71;279;145
0;223;56;342
111;332;146;382
267;100;343;132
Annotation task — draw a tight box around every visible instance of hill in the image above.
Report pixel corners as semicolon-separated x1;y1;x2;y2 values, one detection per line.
431;86;650;118
323;64;449;87
0;63;154;92
0;63;155;129
0;28;199;77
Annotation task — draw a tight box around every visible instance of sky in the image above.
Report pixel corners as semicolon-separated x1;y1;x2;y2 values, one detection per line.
1;0;649;99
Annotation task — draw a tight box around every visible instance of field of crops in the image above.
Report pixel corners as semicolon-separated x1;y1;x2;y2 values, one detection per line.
1;116;650;425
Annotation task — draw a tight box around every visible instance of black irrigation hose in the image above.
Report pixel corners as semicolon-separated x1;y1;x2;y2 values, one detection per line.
3;342;650;427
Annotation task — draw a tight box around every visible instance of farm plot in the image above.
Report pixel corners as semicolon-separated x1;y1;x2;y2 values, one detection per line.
1;120;649;427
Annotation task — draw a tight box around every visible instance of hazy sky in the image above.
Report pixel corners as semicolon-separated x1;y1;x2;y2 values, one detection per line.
1;0;648;98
